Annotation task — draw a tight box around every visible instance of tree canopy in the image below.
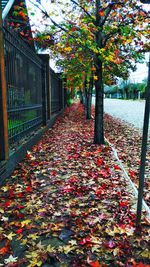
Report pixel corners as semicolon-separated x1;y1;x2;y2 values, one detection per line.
9;0;150;143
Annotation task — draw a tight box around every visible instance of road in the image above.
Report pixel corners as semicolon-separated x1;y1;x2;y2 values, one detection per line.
92;98;150;131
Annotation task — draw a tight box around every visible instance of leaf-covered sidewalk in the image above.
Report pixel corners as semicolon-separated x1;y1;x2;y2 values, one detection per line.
0;103;150;267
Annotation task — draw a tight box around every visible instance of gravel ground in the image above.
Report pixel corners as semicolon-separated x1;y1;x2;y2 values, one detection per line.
93;98;150;132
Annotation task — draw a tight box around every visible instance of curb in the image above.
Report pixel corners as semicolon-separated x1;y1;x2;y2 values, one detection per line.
106;138;150;220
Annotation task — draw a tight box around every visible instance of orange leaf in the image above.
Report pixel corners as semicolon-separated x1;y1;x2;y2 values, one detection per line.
0;246;9;255
89;260;102;267
99;10;104;17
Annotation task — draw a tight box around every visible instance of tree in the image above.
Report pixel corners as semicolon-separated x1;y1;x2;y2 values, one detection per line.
9;0;149;144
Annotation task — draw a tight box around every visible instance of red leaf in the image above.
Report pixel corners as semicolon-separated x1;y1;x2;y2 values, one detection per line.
79;237;91;245
71;27;76;31
119;201;129;207
16;228;23;234
96;189;102;196
16;192;23;198
17;205;25;209
69;176;78;183
4;200;13;208
8;189;15;198
128;169;136;178
88;260;102;267
114;164;121;170
97;158;104;166
26;186;32;192
99;169;108;178
51;171;57;176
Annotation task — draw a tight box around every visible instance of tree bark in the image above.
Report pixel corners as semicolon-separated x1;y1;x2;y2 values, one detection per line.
94;0;105;144
94;58;104;144
86;93;92;119
79;90;83;104
86;76;93;119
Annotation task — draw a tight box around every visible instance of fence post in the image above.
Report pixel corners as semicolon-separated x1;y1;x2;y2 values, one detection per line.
0;4;9;160
62;80;65;109
59;76;63;110
39;54;51;123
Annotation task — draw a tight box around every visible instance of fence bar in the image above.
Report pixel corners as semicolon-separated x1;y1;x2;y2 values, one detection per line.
0;3;8;160
39;54;50;121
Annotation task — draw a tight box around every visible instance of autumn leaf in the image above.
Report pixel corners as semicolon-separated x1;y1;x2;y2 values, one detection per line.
87;258;102;267
79;237;92;245
140;249;150;259
46;244;56;253
4;232;16;240
61;245;77;254
93;75;98;81
99;10;104;17
113;164;121;170
0;208;4;213
119;201;129;207
0;246;10;255
21;219;31;227
4;255;18;264
97;158;104;166
4;200;13;208
16;228;23;234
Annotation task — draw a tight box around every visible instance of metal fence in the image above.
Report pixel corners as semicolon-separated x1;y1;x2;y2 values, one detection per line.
2;26;65;149
50;68;63;114
4;27;43;144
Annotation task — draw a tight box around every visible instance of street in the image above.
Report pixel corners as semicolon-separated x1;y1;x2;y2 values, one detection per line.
93;98;149;131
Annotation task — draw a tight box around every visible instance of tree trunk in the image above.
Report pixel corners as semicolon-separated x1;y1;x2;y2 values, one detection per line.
94;59;104;144
86;76;93;119
79;90;83;104
83;75;87;111
86;93;92;119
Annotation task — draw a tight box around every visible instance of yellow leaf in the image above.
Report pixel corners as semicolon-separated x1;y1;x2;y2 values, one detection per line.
27;259;42;267
68;240;77;246
26;251;38;259
1;186;9;192
64;47;72;52
21;219;31;227
63;245;77;254
37;261;43;266
0;208;4;213
4;232;16;240
113;247;120;256
46;245;56;253
21;239;28;245
28;234;39;240
141;249;150;258
93;75;98;81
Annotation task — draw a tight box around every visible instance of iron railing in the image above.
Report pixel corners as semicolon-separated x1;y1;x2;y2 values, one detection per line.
4;26;43;144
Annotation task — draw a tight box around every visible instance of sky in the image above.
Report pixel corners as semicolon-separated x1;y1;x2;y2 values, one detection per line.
129;53;149;83
26;0;149;83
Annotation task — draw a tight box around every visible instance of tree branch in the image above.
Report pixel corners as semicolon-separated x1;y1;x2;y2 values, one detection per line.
100;2;124;27
70;0;94;22
28;0;72;35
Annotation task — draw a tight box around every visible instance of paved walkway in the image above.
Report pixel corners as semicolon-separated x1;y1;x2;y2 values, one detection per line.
0;103;149;267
